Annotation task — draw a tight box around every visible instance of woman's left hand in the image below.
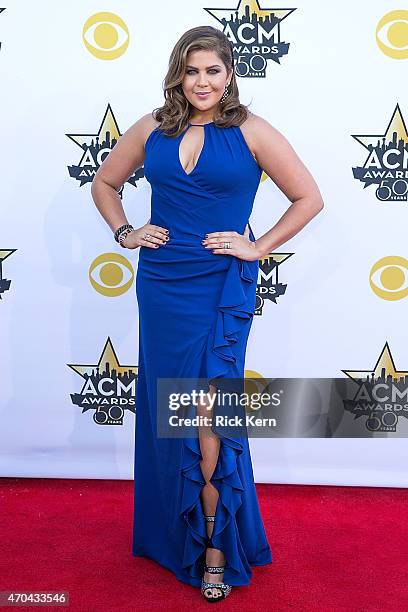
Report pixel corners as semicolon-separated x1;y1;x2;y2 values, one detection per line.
202;225;260;262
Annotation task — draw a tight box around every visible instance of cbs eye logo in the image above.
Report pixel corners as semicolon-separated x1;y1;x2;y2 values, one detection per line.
243;370;270;414
376;10;408;59
83;12;129;60
369;256;408;301
89;253;134;297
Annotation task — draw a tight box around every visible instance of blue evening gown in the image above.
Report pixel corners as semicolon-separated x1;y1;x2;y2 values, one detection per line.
132;120;272;588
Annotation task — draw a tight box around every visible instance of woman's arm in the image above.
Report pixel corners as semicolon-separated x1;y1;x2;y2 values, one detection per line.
243;114;324;258
91;112;158;231
91;113;168;249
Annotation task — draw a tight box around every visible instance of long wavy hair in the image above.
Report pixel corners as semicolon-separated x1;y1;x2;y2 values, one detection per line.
152;26;249;137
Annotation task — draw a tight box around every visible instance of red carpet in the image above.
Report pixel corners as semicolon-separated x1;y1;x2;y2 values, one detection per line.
1;478;407;611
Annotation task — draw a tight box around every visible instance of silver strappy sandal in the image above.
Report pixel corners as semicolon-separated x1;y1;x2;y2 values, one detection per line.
201;514;232;602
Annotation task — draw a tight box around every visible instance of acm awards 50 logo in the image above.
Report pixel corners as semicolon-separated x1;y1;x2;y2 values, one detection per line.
66;104;144;194
352;104;408;202
343;343;408;433
205;0;296;77
68;338;138;426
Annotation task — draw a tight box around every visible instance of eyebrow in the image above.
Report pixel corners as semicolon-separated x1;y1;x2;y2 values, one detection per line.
185;64;222;69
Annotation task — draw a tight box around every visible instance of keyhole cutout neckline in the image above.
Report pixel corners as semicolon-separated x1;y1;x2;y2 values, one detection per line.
178;122;211;177
188;121;214;126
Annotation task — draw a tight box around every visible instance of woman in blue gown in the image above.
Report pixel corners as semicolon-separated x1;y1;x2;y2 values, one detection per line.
92;25;324;604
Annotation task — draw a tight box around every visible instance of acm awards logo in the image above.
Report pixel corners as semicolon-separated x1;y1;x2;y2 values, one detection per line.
66;104;144;194
68;338;138;426
0;249;15;299
255;252;293;315
352;104;408;202
343;343;408;433
205;0;296;77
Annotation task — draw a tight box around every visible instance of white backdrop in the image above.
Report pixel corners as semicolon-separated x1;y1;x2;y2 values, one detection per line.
1;1;408;486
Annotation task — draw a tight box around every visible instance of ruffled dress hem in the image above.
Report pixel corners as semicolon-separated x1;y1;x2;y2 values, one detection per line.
177;255;272;588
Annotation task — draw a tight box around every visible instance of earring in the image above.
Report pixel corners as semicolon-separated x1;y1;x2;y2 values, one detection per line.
220;83;230;103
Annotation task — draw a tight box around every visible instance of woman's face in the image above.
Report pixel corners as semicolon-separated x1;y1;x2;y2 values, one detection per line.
181;49;232;115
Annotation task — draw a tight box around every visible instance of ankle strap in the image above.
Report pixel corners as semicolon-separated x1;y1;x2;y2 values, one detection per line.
205;563;225;573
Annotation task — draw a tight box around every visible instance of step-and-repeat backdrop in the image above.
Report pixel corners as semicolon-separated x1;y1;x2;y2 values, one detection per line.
1;2;408;486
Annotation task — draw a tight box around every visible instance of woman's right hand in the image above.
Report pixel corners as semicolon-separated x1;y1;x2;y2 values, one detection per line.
122;223;169;249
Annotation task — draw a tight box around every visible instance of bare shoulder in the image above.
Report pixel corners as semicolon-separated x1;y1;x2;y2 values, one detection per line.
141;112;161;146
240;111;281;133
123;112;161;148
92;112;161;190
239;111;323;206
239;112;270;163
240;112;285;155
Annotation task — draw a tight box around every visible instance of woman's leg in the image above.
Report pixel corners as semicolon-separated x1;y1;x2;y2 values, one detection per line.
197;384;226;596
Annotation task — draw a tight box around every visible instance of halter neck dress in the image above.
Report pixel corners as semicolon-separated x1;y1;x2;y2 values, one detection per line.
132;120;272;587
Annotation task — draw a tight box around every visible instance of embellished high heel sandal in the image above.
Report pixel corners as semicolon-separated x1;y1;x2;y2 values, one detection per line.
201;514;232;602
